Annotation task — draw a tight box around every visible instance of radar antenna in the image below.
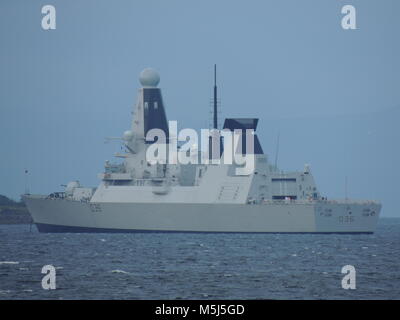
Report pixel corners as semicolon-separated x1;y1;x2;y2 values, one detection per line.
274;131;280;168
213;64;218;129
24;168;29;195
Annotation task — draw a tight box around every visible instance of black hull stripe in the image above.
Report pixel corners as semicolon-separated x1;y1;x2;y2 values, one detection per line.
35;223;374;234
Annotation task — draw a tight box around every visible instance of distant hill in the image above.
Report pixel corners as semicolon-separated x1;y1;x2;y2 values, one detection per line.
0;194;25;207
0;195;31;224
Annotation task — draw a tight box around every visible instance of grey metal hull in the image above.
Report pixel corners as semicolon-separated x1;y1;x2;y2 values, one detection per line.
23;195;381;233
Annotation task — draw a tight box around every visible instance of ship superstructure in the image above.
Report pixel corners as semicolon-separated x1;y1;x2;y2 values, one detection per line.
23;68;381;233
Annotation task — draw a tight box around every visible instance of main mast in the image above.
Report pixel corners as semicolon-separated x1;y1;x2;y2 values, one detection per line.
213;64;218;129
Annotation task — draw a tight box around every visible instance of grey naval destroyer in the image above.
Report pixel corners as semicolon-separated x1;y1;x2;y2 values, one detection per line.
23;67;381;233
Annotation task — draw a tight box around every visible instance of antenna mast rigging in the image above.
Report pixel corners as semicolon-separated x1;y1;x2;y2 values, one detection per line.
213;64;218;129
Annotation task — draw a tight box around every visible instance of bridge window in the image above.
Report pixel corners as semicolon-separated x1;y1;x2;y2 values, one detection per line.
272;178;296;182
272;195;297;200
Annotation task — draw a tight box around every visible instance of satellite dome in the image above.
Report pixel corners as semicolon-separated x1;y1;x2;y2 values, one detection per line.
139;68;160;87
123;130;134;141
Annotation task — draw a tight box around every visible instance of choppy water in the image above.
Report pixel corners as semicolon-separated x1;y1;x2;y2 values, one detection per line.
0;218;399;300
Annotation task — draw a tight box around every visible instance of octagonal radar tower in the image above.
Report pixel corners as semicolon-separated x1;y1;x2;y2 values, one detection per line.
132;68;169;144
139;68;160;88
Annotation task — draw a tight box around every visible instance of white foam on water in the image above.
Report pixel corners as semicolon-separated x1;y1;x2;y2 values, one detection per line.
111;269;130;274
0;261;19;265
0;290;11;295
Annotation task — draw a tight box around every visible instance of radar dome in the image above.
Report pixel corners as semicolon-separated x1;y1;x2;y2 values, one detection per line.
139;68;160;87
123;130;134;141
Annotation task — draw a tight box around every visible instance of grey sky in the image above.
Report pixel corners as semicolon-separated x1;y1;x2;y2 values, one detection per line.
0;0;399;216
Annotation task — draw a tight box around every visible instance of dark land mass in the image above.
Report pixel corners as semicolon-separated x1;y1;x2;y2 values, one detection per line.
0;195;32;224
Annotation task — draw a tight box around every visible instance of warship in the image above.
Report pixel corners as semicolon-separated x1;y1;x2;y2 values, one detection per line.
23;67;381;233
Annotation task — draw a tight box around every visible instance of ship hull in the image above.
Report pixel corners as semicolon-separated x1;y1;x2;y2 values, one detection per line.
23;195;381;234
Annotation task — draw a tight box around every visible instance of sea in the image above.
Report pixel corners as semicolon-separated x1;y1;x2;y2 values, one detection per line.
0;218;399;300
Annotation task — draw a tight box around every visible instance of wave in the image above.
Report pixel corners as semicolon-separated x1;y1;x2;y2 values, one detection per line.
110;269;130;274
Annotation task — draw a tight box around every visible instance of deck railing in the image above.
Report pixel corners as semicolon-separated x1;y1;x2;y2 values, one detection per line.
257;199;380;205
